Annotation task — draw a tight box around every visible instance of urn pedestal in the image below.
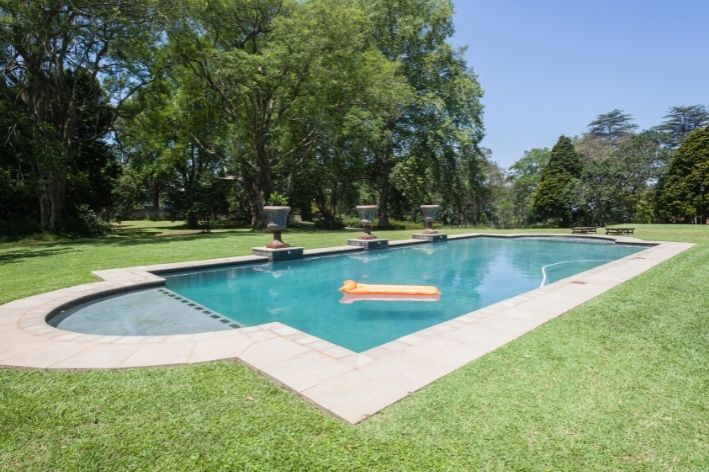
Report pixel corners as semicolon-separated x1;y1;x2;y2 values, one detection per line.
412;205;447;242
347;205;389;250
252;206;304;260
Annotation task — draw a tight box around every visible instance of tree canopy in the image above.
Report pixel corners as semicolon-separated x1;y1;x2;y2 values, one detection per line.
657;126;709;223
0;1;706;235
0;0;161;231
587;109;638;142
532;136;583;227
0;0;490;233
507;148;550;226
654;105;709;149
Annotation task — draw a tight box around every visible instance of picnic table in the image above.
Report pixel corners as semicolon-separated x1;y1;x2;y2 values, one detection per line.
605;227;635;235
571;226;597;234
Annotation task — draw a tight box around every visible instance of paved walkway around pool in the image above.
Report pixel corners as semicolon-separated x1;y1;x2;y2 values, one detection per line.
0;234;692;423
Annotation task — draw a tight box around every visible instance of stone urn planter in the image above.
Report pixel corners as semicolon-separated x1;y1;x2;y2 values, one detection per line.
420;205;439;234
356;205;378;240
263;206;291;249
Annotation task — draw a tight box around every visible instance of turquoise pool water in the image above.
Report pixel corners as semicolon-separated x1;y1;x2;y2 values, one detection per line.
160;237;644;352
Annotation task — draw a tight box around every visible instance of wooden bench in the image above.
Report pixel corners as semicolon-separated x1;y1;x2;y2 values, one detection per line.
571;226;597;234
605;227;635;235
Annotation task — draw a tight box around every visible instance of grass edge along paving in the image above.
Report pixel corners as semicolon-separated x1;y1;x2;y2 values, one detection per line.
0;223;707;470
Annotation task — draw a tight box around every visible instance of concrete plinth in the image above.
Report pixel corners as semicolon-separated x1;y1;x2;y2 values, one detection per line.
412;233;448;242
346;239;389;250
252;246;304;261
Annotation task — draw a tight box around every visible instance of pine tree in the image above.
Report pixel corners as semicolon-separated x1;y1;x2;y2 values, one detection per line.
657;126;709;223
587;109;638;141
654;105;709;148
532;136;583;226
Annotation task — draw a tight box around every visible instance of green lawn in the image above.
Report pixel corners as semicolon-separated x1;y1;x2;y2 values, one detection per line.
1;223;707;470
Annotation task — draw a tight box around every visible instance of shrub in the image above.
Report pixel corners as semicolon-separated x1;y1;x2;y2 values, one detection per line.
313;216;345;230
267;192;289;206
0;218;44;238
63;204;114;237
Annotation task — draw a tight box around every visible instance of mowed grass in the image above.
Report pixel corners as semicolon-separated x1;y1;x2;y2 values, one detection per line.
0;223;707;470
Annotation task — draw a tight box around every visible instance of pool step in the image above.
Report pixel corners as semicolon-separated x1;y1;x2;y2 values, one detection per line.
412;233;448;242
252;246;305;261
346;239;389;250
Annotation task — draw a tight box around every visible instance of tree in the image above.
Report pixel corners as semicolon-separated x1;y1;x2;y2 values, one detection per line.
1;65;121;233
164;0;410;226
587;109;638;142
478;158;511;227
574;134;617;163
578;131;670;225
273;1;411;228
115;80;179;220
117;63;233;228
1;0;488;233
654;105;709;148
165;0;295;224
0;0;161;230
362;0;484;226
297;66;410;228
0;87;38;233
62;71;121;222
532;136;583;226
656;126;709;223
507;148;550;226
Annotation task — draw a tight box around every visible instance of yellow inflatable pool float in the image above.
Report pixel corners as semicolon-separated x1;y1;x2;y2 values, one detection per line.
339;280;440;303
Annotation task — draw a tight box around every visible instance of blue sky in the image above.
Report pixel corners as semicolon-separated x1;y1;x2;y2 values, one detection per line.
451;0;709;168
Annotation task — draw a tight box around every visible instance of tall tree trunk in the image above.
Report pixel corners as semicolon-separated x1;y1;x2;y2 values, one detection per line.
376;121;395;227
150;181;161;220
252;125;273;227
244;180;265;228
38;170;66;231
377;166;391;227
39;192;51;229
48;173;66;231
186;211;199;228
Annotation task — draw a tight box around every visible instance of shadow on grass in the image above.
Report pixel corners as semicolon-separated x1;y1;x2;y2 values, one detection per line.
0;227;366;253
71;229;266;247
112;227;164;237
0;247;76;264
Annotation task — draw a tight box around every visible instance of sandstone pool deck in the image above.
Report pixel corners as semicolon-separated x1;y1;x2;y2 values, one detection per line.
0;234;692;423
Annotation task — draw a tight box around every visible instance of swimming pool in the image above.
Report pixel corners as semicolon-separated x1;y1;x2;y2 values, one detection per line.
50;236;645;352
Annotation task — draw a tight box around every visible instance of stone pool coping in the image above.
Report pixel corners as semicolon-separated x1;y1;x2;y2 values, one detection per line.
0;234;692;423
